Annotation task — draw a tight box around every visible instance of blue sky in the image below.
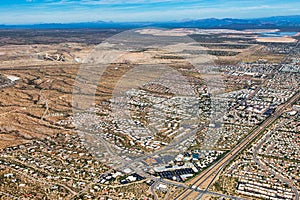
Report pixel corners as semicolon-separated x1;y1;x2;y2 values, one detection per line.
1;0;300;24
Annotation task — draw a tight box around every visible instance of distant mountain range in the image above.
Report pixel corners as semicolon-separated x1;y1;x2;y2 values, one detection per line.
1;15;300;30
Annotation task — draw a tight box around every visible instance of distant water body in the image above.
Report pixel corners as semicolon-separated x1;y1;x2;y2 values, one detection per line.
260;32;297;37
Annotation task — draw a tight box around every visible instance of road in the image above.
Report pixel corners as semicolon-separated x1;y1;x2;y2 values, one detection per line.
253;124;299;200
150;177;246;200
0;164;77;197
150;179;160;200
0;63;80;71
160;178;246;199
174;91;300;200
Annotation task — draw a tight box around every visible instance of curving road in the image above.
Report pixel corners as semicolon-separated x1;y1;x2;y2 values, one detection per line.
174;92;300;200
253;125;299;200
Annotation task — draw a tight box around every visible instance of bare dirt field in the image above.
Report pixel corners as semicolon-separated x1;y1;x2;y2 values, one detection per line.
0;28;284;149
256;37;297;43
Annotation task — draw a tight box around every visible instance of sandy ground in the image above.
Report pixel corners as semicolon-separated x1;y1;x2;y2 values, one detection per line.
256;37;297;43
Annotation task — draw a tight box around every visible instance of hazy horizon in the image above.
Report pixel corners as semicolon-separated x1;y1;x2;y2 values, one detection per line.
1;0;300;25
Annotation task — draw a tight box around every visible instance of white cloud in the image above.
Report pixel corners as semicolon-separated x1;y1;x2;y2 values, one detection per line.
80;0;175;4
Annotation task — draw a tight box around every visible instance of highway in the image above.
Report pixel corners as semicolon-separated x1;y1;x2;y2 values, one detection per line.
253;124;299;200
156;177;246;199
175;91;300;200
